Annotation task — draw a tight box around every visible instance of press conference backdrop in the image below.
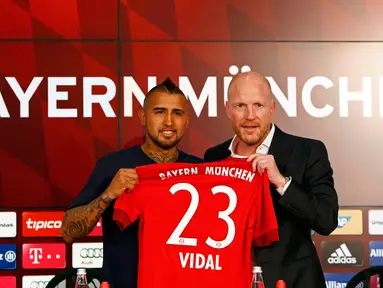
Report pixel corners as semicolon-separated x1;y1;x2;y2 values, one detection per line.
1;1;383;287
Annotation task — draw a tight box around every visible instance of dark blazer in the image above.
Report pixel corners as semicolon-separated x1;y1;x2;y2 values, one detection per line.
204;125;339;288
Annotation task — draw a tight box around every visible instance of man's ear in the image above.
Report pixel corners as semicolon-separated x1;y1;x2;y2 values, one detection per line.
138;108;146;126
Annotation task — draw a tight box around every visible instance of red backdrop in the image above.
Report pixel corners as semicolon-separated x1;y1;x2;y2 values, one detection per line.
1;1;383;287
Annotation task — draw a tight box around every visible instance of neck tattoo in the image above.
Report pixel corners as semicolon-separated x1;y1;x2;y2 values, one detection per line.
142;143;179;163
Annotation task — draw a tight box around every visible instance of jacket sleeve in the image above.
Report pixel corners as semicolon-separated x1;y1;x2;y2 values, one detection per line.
278;140;339;235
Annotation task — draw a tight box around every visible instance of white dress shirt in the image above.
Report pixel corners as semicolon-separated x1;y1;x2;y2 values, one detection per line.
227;123;291;195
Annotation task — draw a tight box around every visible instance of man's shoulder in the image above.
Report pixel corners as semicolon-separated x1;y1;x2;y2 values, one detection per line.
280;129;327;154
97;145;141;167
178;150;204;164
204;139;232;161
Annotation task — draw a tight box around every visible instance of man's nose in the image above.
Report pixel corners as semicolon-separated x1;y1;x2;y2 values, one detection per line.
163;112;173;126
244;106;256;120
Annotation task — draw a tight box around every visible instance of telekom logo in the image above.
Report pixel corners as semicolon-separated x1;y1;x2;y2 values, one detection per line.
23;243;66;269
29;248;43;264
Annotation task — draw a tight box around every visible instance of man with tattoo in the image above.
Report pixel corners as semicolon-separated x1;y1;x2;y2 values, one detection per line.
61;78;202;288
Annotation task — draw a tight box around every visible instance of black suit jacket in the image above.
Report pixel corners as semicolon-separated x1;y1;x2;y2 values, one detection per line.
204;125;339;288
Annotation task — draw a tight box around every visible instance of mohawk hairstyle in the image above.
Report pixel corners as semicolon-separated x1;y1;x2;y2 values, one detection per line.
143;77;185;108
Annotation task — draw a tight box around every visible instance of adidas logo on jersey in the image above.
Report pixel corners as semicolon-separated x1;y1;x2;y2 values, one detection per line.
327;243;356;264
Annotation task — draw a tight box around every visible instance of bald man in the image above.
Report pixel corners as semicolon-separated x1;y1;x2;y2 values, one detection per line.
204;71;339;288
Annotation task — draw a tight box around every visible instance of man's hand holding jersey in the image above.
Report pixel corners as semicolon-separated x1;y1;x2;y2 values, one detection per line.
247;154;289;191
105;168;139;199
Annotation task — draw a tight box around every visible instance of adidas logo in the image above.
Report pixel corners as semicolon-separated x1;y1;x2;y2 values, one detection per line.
327;243;357;264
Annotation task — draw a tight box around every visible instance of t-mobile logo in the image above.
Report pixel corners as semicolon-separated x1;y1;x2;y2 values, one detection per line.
29;248;43;264
30;248;61;264
23;244;66;269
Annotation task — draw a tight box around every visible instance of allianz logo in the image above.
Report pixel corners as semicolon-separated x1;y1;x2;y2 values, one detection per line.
326;281;364;288
370;248;383;257
326;281;346;288
328;244;356;264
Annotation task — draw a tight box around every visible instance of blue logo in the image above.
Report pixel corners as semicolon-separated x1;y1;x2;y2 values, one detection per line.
337;216;351;228
325;273;355;287
0;244;16;270
369;241;383;266
311;230;315;236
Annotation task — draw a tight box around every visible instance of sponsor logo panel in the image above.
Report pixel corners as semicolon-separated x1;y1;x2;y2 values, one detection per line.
369;210;383;235
331;209;363;235
0;244;16;270
22;243;66;269
325;273;355;288
322;241;364;267
0;212;17;238
369;241;383;266
22;211;65;237
88;219;102;237
22;275;66;288
0;276;16;288
370;274;380;288
72;242;103;268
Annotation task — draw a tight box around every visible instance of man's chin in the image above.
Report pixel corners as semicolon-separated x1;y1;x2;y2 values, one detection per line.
239;135;261;146
156;140;179;150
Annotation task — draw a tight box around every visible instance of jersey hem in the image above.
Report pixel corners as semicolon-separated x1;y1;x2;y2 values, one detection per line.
113;208;130;230
254;228;279;247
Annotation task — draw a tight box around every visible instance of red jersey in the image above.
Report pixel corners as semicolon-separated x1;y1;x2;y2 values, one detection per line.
113;158;279;288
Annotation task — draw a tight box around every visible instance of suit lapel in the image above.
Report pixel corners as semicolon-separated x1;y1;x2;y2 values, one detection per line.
268;125;292;175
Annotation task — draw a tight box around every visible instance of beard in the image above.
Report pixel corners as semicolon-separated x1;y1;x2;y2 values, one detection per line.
232;123;269;146
147;131;182;150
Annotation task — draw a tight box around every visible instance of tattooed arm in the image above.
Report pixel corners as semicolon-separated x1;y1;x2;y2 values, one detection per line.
61;191;113;243
61;167;139;243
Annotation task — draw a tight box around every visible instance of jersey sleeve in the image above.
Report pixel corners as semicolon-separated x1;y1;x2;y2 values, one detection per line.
252;172;279;247
113;184;144;230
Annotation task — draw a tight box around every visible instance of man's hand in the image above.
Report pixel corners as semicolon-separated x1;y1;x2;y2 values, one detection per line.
105;168;139;200
247;154;286;189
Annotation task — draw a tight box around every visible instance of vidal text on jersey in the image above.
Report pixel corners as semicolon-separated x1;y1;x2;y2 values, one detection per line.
179;252;222;270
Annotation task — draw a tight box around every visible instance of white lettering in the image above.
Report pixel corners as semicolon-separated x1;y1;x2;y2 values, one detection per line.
26;218;62;230
268;76;297;117
302;76;334;118
0;91;9;118
123;76;157;117
48;77;77;117
179;252;221;270
179;252;189;268
205;167;254;183
83;77;116;117
339;77;372;117
1;72;383;119
29;248;43;264
159;168;198;180
7;77;43;118
179;76;217;117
